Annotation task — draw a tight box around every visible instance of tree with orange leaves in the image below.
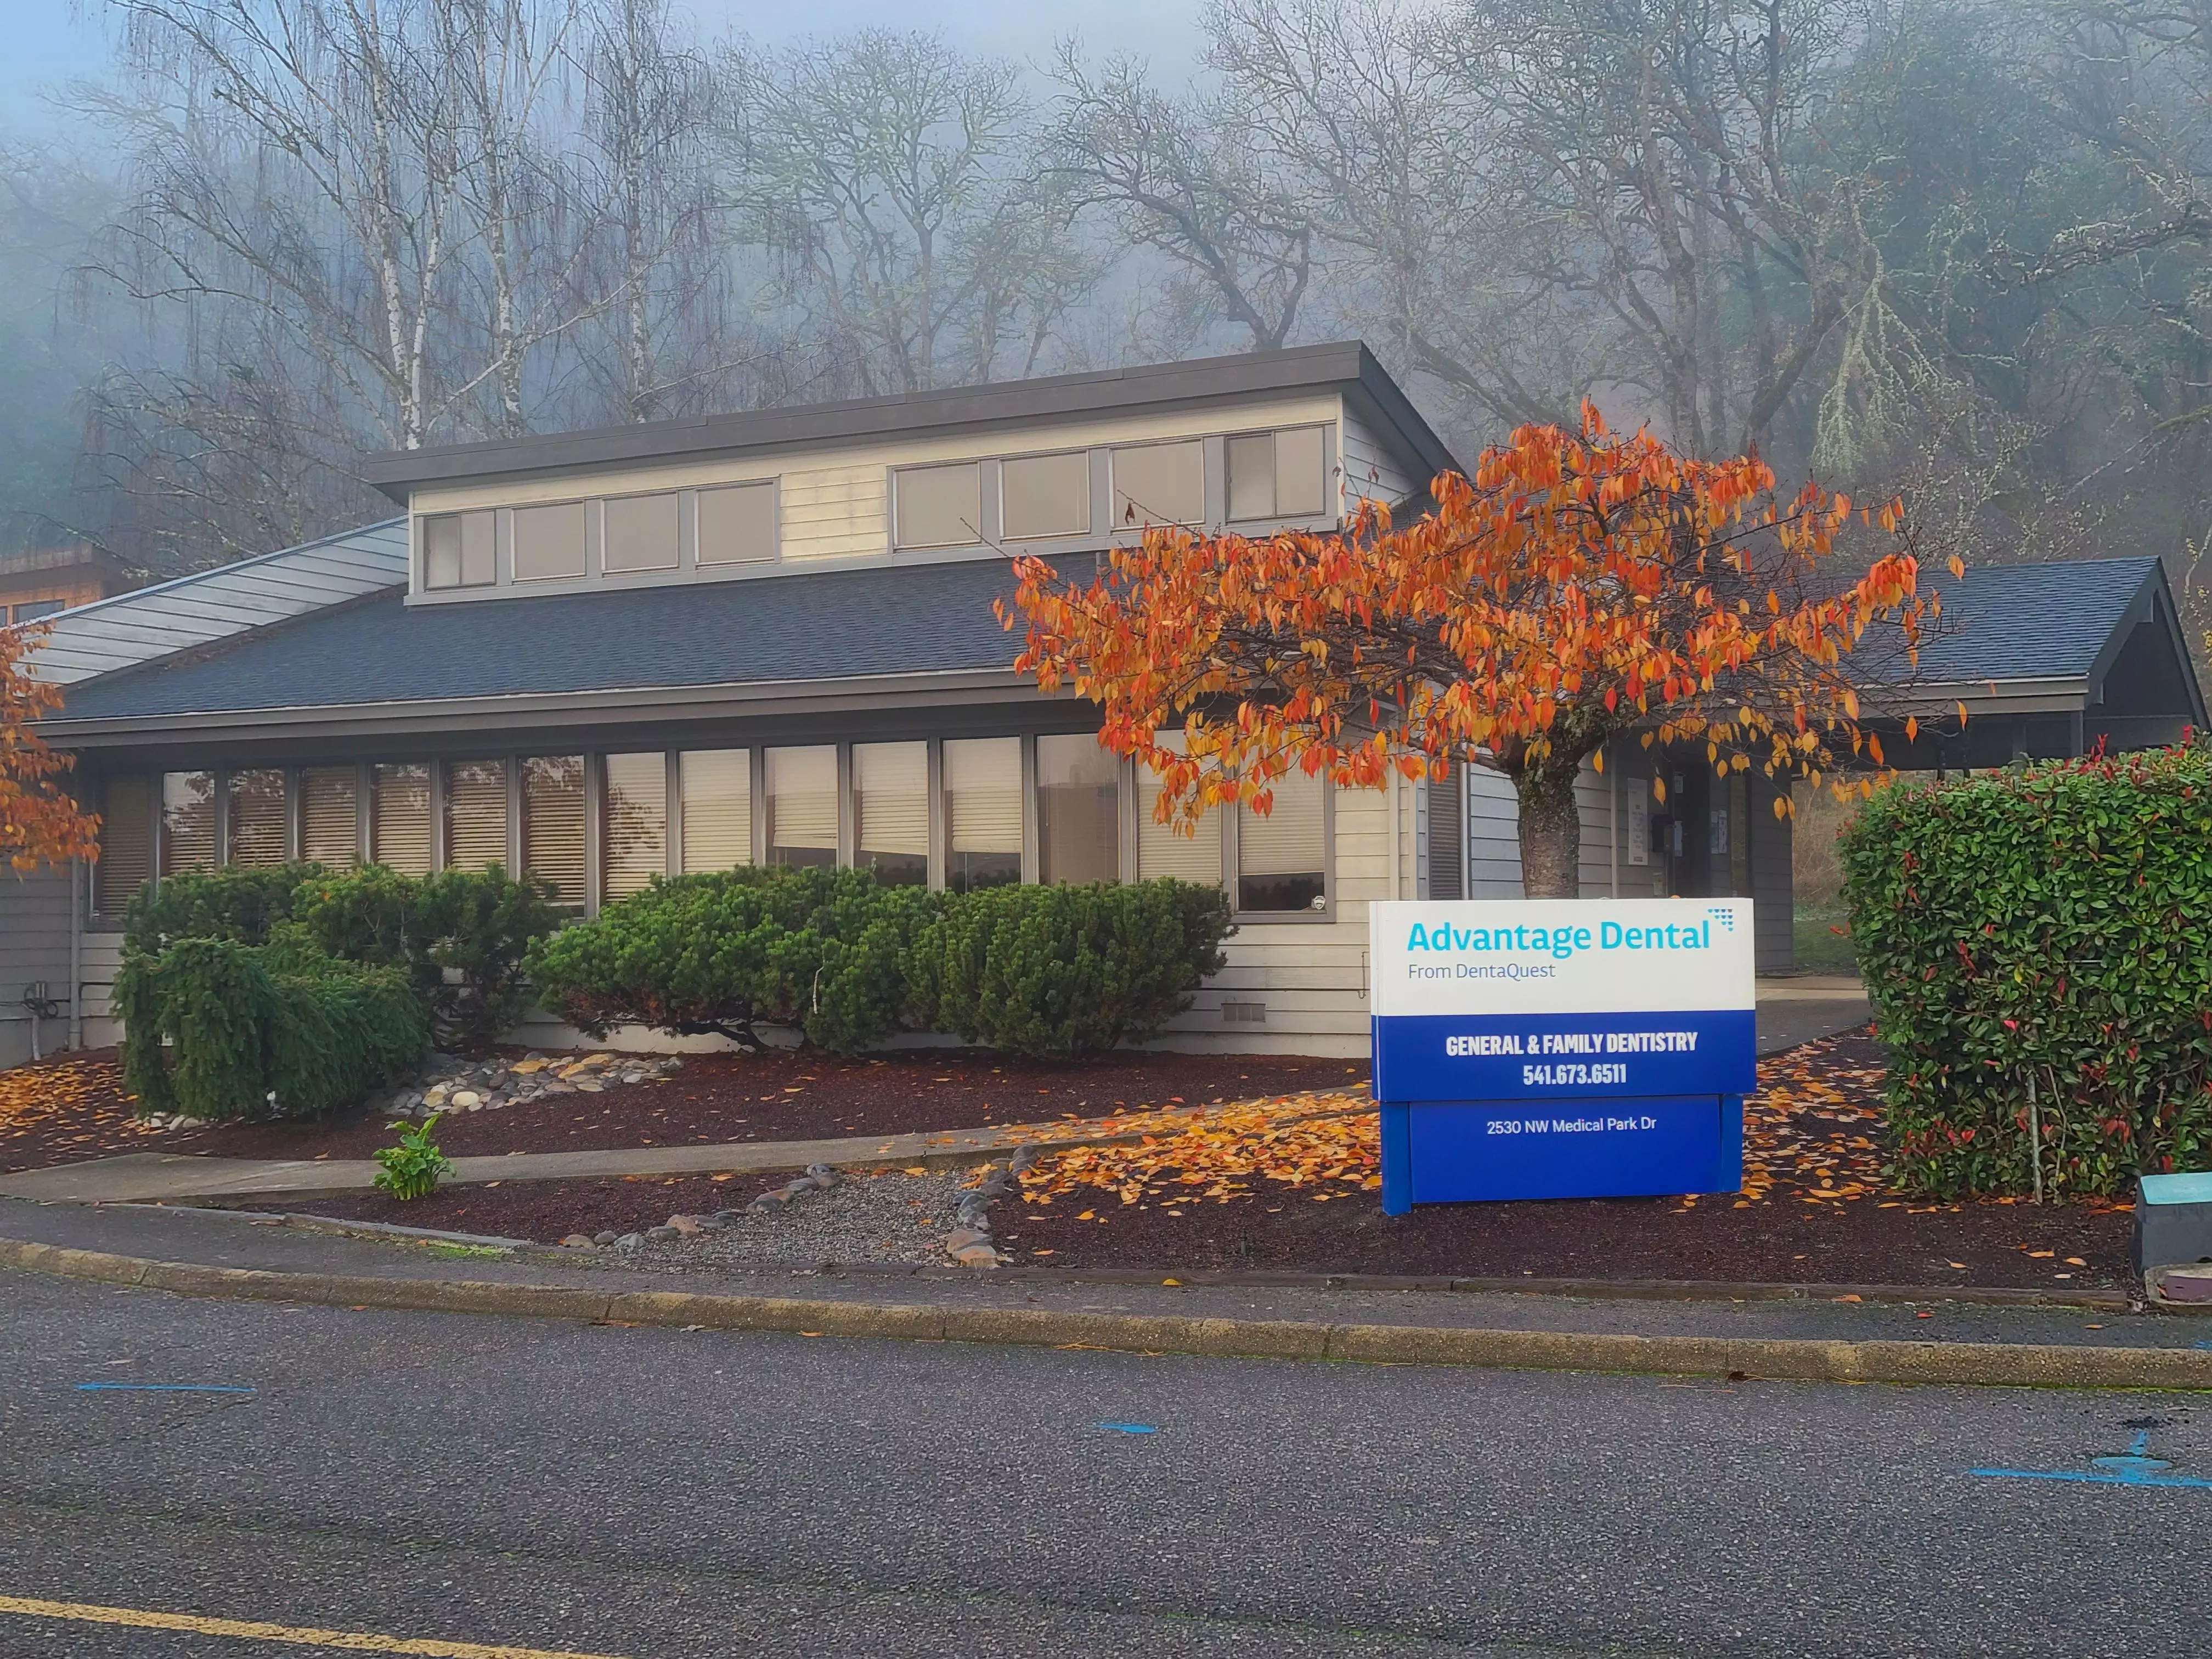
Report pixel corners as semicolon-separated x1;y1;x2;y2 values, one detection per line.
1002;407;1948;898
1;622;101;874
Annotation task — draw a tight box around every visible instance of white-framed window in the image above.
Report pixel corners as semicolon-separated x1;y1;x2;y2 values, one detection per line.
1227;426;1329;522
1111;439;1205;529
421;511;494;589
893;461;984;550
1000;449;1091;541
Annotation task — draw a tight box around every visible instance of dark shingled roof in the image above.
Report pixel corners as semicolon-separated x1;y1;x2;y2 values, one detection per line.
53;554;1064;721
1906;556;2164;684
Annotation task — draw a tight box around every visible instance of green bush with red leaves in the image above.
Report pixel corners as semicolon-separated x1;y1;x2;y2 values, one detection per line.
1841;738;2212;1199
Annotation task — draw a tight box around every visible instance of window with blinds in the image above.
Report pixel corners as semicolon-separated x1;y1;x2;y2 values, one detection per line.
422;511;494;589
300;768;361;869
224;770;289;867
513;501;587;582
765;746;838;869
444;759;511;873
943;737;1022;891
521;756;585;907
851;742;928;886
601;752;668;901
370;764;432;875
1226;426;1329;521
697;482;777;565
1237;768;1327;912
1037;733;1119;884
1424;771;1464;901
160;771;216;877
679;749;752;872
603;491;679;573
1111;439;1204;528
97;774;153;914
894;461;983;549
1135;756;1221;885
1001;450;1090;540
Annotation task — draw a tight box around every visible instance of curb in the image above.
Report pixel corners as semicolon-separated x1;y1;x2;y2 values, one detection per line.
3;1235;2207;1391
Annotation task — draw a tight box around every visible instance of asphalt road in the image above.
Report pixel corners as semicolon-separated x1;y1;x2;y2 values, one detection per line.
2;1272;2207;1658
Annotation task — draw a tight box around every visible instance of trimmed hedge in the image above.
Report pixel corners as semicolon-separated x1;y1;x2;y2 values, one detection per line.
1840;741;2212;1199
292;863;560;1052
523;866;943;1055
905;879;1234;1057
116;929;429;1122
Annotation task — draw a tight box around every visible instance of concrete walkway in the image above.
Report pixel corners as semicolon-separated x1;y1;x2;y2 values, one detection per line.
0;1104;1314;1206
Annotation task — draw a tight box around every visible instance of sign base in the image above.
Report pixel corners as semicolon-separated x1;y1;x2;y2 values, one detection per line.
1379;1096;1745;1214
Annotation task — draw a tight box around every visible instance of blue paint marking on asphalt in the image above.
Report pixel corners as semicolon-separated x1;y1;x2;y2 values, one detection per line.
75;1383;257;1394
1973;1428;2212;1489
1097;1422;1158;1434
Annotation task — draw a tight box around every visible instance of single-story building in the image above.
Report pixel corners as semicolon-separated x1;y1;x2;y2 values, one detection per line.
3;344;2203;1069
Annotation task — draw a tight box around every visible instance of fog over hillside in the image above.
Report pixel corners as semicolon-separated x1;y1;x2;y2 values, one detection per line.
1;0;2207;666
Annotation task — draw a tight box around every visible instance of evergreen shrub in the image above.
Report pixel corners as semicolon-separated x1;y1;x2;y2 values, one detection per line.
121;861;328;958
523;865;941;1054
116;930;428;1121
1841;740;2212;1199
906;879;1234;1057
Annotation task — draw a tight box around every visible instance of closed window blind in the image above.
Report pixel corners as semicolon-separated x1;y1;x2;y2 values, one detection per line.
894;462;983;549
601;752;668;900
603;491;679;573
225;770;289;867
513;501;585;582
444;759;511;873
944;736;1022;891
1227;427;1328;521
1237;768;1325;912
1037;733;1118;884
371;764;432;876
301;768;361;870
1001;450;1090;540
679;749;751;872
697;482;776;565
1424;771;1463;901
765;746;837;868
854;741;928;885
1111;440;1204;527
521;756;585;907
160;771;216;876
97;774;153;914
1135;748;1221;885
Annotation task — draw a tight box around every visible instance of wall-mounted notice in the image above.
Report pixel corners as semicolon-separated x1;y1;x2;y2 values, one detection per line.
1368;899;1756;1211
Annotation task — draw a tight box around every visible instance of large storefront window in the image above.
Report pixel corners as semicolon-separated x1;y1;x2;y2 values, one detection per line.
853;741;928;886
765;746;838;870
1036;734;1118;884
943;737;1021;891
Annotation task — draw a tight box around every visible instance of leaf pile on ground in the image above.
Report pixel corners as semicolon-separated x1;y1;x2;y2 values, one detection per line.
1016;1029;1971;1219
0;1056;152;1173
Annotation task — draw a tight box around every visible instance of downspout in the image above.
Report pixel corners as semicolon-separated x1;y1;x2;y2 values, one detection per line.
69;856;84;1051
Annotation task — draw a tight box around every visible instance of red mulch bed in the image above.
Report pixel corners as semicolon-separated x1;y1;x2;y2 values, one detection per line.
995;1188;2135;1292
0;1047;1367;1173
278;1173;808;1239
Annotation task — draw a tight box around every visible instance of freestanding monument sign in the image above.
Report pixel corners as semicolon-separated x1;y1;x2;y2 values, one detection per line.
1367;899;1757;1214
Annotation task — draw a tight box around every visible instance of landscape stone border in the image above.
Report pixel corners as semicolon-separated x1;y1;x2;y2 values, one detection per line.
5;1234;2209;1391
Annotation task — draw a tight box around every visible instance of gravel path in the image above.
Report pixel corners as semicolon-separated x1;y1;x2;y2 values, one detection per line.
595;1166;983;1272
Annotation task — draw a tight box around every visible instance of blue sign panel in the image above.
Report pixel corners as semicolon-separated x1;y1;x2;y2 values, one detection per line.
1372;1009;1757;1104
1368;899;1756;1214
1391;1095;1745;1205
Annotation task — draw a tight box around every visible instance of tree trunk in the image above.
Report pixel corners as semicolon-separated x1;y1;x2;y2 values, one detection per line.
1515;766;1582;899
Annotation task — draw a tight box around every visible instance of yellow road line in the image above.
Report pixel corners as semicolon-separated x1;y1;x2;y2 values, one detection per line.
0;1594;633;1658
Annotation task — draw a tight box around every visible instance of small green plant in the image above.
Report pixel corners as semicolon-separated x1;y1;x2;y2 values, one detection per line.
373;1114;454;1201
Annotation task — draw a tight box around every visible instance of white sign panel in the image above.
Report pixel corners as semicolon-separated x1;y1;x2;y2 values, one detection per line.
1368;898;1756;1019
